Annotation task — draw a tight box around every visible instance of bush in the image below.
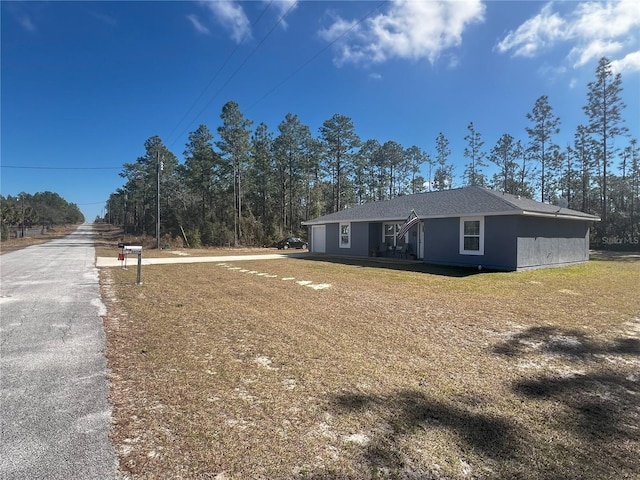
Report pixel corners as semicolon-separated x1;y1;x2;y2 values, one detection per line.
184;229;202;249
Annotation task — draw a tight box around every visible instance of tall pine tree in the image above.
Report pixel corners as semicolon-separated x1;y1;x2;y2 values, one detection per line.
583;57;627;226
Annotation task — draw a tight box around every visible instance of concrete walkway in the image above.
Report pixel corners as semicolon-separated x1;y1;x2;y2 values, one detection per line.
96;252;298;268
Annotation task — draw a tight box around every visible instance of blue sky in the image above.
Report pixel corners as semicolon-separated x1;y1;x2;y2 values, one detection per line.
2;0;639;222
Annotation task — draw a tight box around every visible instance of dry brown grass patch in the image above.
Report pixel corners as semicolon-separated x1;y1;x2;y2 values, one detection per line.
101;255;640;479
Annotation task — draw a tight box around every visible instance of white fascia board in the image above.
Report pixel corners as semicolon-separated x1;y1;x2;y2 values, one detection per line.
521;210;601;222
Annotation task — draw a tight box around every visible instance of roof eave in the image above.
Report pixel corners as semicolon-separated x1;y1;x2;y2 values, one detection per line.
302;210;600;225
521;210;601;221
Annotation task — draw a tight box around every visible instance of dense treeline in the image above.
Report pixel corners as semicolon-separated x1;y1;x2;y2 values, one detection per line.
0;191;84;240
106;57;639;249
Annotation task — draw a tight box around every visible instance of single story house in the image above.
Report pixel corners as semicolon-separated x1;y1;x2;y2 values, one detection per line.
301;186;600;271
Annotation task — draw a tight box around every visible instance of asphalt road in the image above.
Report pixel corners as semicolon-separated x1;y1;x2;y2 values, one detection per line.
0;224;120;479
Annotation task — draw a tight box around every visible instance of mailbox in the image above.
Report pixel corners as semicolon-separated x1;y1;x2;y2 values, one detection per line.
118;245;143;285
123;245;142;254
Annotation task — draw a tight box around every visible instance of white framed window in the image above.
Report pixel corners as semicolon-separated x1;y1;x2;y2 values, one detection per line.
383;223;404;247
339;222;351;248
459;217;484;255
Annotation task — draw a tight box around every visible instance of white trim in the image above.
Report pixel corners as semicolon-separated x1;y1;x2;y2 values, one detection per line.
339;222;351;248
521;210;601;221
382;222;403;247
459;216;484;255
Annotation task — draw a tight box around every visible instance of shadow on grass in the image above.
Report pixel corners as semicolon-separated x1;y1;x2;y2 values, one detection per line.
327;390;520;477
515;372;638;441
292;253;482;278
493;325;640;358
590;250;640;263
492;326;640;477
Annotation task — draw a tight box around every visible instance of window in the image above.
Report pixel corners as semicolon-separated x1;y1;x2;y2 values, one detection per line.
459;217;484;255
383;223;405;247
339;222;351;248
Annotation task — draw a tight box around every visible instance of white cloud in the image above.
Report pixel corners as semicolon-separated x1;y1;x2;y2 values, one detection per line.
187;14;210;35
447;55;461;69
270;0;298;29
570;39;623;68
368;72;382;80
202;0;252;43
611;51;640;73
319;0;486;66
495;3;567;57
497;0;640;71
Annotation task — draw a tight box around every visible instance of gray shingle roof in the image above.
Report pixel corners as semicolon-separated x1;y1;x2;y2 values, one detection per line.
302;186;600;225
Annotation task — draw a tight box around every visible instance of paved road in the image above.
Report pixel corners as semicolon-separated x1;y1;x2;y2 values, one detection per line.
0;225;119;479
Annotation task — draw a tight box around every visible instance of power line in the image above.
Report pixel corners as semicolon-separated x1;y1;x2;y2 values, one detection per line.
166;1;274;147
1;165;121;170
170;1;299;148
76;201;108;205
247;1;386;112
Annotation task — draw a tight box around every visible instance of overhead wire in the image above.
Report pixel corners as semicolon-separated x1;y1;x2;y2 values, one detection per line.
166;1;274;147
169;0;299;149
169;1;385;149
246;1;386;113
1;165;121;170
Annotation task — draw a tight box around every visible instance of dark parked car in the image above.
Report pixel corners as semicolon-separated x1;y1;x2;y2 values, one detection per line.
276;237;308;250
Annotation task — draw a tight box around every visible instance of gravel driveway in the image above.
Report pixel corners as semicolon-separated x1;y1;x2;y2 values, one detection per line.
0;224;119;479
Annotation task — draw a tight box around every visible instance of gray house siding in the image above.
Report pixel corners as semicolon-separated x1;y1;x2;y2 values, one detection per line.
302;187;598;271
350;222;371;257
324;223;340;254
516;216;589;269
369;223;383;253
423;216;518;271
423;217;457;266
486;216;518;270
310;215;590;271
323;222;371;257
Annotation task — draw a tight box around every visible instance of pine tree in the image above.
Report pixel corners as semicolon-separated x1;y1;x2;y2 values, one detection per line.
526;95;561;203
182;125;217;226
463;122;487;186
583;57;627;226
489;133;517;193
216;101;253;246
319;114;360;212
433;132;453;191
405;145;429;194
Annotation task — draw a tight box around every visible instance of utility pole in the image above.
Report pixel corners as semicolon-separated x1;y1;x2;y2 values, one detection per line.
124;192;128;234
156;151;161;250
21;194;25;238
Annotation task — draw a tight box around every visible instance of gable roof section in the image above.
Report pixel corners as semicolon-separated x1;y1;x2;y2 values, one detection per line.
302;187;600;225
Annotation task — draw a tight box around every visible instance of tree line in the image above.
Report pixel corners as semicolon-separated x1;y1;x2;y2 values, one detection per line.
106;57;639;249
0;192;85;240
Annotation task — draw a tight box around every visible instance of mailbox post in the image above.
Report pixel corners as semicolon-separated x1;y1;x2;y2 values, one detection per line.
118;243;143;284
